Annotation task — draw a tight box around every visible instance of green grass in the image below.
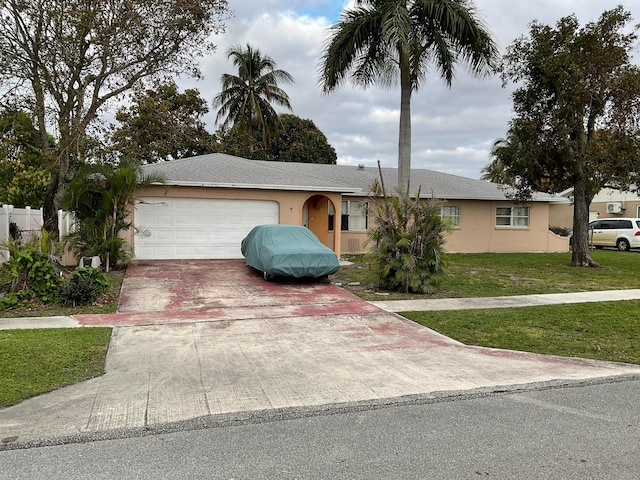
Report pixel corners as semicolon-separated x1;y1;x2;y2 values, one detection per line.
334;250;640;300
0;270;125;318
0;328;112;407
335;251;640;364
403;301;640;364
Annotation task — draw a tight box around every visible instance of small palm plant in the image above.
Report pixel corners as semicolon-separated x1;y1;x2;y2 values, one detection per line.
367;166;450;294
62;161;164;271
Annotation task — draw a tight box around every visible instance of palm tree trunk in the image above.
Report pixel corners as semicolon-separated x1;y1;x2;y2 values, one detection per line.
398;63;412;197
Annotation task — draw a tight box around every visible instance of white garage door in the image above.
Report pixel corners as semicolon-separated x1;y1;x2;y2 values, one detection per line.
134;197;279;259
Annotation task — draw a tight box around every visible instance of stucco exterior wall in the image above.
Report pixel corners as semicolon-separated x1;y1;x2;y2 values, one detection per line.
443;200;567;253
130;186;567;259
549;203;573;229
549;189;640;230
132;185;344;256
590;201;640;219
339;198;569;255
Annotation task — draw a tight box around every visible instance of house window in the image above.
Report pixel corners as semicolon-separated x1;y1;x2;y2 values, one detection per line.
440;205;460;226
496;206;529;227
329;201;368;231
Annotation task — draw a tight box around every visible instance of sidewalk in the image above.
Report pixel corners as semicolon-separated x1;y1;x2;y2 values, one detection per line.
370;289;640;312
3;289;640;330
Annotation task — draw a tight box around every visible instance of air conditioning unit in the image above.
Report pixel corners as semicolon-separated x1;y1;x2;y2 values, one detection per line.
606;202;622;214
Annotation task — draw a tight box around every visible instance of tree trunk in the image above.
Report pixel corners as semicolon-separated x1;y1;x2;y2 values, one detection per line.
571;173;599;267
42;138;77;239
397;63;412;197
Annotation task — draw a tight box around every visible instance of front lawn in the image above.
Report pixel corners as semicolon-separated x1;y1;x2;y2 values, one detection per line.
404;301;640;364
333;250;640;300
0;328;113;407
335;250;640;364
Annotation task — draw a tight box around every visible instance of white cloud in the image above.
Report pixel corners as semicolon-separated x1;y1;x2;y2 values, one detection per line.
177;0;639;180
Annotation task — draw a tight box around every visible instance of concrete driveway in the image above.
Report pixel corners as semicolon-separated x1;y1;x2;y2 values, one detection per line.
76;259;381;326
2;260;640;447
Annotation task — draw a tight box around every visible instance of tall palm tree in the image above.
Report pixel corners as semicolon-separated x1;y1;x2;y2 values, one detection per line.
319;0;498;194
213;44;294;148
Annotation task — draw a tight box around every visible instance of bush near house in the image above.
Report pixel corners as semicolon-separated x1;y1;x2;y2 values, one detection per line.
366;177;450;294
62;161;164;272
0;238;109;309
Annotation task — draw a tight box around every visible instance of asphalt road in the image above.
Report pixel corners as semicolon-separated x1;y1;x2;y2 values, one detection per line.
1;378;638;480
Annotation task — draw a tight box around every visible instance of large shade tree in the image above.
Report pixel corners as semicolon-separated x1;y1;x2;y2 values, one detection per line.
0;0;228;236
486;7;640;267
217;114;337;164
319;0;498;194
213;44;294;148
111;81;217;164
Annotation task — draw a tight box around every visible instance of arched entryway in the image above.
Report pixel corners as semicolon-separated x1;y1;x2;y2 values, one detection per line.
302;194;340;255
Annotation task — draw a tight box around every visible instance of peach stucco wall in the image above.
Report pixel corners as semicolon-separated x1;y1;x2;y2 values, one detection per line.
550;200;640;230
133;185;343;256
131;186;567;258
339;198;569;255
442;200;567;253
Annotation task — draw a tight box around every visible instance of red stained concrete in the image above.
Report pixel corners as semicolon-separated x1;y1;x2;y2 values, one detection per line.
4;260;639;446
76;259;383;327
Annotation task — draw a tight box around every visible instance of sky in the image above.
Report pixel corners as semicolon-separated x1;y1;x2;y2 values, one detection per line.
178;0;639;180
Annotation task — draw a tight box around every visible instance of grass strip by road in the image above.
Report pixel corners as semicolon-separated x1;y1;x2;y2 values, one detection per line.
334;250;640;300
0;328;112;408
403;300;640;364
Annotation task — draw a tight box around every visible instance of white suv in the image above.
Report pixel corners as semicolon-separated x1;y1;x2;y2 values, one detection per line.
585;218;640;251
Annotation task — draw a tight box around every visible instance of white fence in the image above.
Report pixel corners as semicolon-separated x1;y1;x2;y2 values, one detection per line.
0;205;75;262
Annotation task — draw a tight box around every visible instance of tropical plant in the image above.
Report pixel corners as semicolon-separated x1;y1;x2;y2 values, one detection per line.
62;161;165;271
319;0;498;195
213;44;294;148
366;164;449;294
58;267;108;306
0;236;63;307
0;0;228;236
490;7;640;267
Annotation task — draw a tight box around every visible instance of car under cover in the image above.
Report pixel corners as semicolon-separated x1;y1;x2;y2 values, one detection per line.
241;224;340;279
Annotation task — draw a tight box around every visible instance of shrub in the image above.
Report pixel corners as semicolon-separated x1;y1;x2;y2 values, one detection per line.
366;174;450;294
62;161;164;271
58;267;109;306
549;225;571;236
0;244;61;304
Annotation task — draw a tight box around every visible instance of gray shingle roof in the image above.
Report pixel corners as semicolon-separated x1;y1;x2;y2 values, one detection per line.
142;153;561;202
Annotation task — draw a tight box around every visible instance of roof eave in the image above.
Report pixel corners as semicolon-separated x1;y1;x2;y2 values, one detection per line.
153;180;362;194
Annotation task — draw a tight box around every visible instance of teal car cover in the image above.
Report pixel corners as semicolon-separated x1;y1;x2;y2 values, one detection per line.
241;225;340;279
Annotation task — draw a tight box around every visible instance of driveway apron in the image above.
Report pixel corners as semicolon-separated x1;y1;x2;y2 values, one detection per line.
2;260;639;447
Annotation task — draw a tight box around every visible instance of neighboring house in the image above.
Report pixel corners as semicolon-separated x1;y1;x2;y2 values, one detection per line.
549;187;640;229
132;153;568;260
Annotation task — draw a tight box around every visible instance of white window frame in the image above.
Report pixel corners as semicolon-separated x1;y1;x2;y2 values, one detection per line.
440;205;460;227
496;206;530;228
329;200;368;231
343;200;368;231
